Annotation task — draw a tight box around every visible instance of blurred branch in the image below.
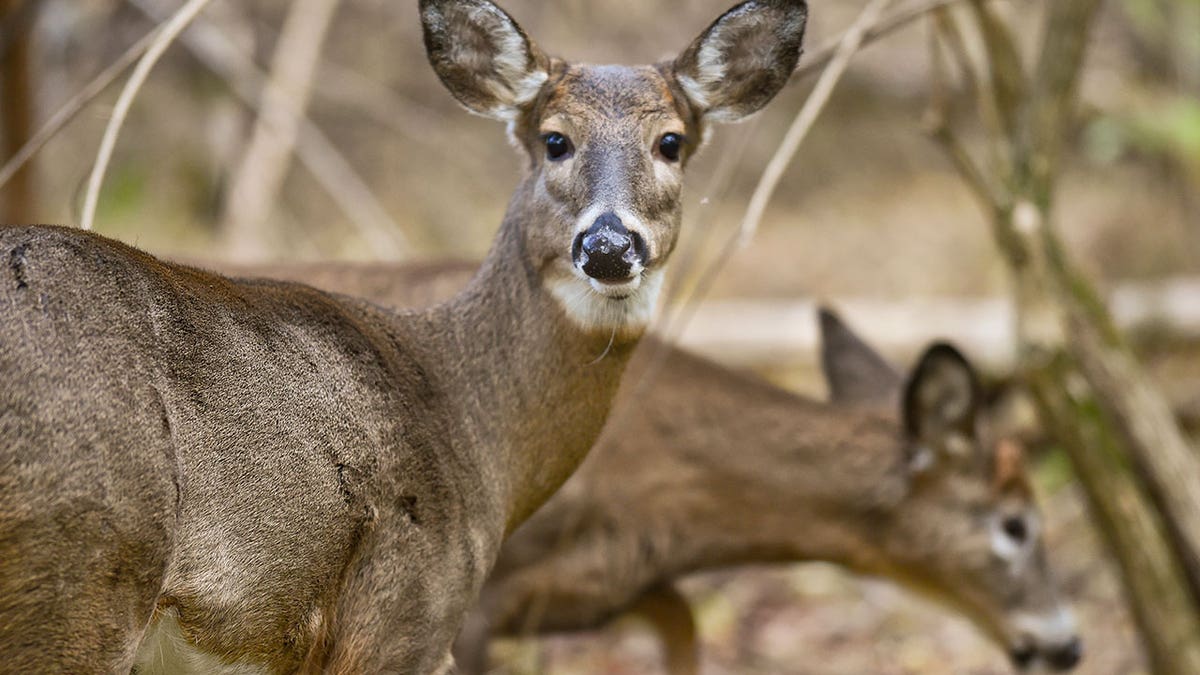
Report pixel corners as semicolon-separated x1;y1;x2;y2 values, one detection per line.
926;0;1200;670
219;0;342;259
80;0;217;230
739;0;895;249
966;0;1025;138
0;18;160;192
791;0;974;82
924;26;1004;213
127;0;410;258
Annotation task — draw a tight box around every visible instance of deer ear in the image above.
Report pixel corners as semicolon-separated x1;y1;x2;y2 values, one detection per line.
903;343;982;444
420;0;550;120
672;0;808;122
992;438;1031;494
818;307;903;407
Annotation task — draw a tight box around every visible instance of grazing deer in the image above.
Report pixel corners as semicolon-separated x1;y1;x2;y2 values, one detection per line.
216;259;1082;673
0;1;807;672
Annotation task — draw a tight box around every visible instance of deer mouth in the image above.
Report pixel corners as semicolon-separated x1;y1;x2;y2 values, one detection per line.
587;273;642;299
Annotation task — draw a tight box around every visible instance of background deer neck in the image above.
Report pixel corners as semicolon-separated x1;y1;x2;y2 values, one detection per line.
606;353;906;578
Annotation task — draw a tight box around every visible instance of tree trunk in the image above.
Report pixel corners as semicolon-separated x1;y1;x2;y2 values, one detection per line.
1;0;37;224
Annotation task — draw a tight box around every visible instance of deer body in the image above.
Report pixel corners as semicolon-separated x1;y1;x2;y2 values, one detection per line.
1;224;619;673
0;1;809;672
224;260;1082;673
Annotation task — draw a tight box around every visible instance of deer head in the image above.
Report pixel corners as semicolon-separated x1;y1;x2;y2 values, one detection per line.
419;0;807;337
822;310;1082;671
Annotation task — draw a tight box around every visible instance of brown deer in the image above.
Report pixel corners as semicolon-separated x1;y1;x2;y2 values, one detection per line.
213;259;1082;673
0;1;807;672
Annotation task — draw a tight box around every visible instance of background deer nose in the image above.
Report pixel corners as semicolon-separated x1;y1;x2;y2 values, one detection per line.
573;212;647;282
1044;637;1082;671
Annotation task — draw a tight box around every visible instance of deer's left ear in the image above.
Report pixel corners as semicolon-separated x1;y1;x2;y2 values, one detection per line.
672;0;808;122
420;0;550;120
903;343;982;443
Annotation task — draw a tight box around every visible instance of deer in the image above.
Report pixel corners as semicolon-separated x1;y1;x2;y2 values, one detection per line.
210;259;1083;673
0;1;808;672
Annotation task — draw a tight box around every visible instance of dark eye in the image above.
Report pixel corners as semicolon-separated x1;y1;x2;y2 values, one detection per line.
1002;516;1027;543
658;133;683;162
544;132;573;161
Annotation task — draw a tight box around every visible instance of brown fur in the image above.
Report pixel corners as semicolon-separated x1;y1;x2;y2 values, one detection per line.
0;1;806;672
220;260;1080;673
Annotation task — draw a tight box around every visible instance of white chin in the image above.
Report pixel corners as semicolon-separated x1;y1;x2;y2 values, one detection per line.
548;268;664;337
588;275;642;298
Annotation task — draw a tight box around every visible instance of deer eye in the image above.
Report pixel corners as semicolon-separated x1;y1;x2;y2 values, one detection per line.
543;132;573;161
1002;516;1028;543
657;133;683;162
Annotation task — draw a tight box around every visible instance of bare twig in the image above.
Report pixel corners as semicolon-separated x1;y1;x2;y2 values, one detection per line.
738;0;895;249
924;23;1006;212
80;0;216;230
0;23;160;191
220;0;342;259
791;0;972;82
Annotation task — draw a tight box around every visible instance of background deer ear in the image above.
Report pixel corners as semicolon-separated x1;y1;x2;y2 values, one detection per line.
992;438;1032;494
818;306;903;407
672;0;808;122
420;0;549;120
903;343;982;444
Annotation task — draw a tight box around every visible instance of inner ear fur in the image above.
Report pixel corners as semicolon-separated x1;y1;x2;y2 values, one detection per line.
903;343;983;443
420;0;550;120
672;0;808;122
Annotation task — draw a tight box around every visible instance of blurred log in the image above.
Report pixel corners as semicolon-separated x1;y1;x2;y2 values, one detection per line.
1;0;36;224
675;276;1200;369
219;0;340;259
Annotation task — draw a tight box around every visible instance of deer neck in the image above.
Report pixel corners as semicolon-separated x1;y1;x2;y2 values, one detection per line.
637;376;906;579
413;188;640;536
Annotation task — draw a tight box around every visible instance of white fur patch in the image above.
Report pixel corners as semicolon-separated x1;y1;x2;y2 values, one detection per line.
133;608;269;675
548;266;665;337
1013;606;1079;646
465;4;547;119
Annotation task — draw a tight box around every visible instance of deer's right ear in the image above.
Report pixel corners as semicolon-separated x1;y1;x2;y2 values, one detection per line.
672;0;808;122
420;0;550;120
903;343;982;444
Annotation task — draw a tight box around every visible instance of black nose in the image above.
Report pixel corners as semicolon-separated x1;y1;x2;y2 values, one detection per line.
1045;638;1083;671
573;212;646;282
1009;645;1037;670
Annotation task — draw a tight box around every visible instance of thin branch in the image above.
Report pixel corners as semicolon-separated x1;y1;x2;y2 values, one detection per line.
791;0;973;82
923;24;1005;212
80;0;216;230
738;0;896;249
220;0;342;259
0;24;160;191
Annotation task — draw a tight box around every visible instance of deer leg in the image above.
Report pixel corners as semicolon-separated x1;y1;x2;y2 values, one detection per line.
627;583;699;675
319;513;476;674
